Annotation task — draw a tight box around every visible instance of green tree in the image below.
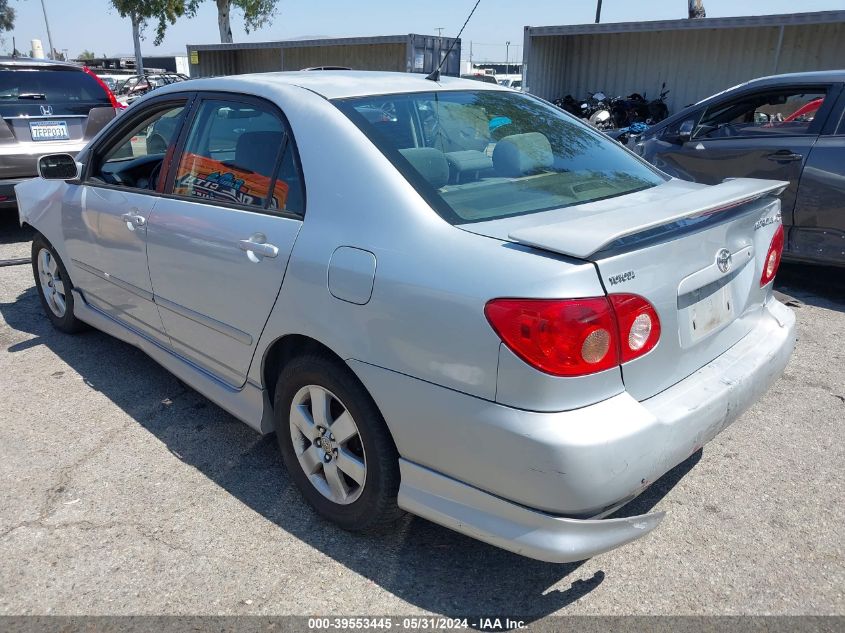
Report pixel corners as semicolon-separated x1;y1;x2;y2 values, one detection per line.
78;49;96;60
0;0;15;33
188;0;278;44
110;0;189;74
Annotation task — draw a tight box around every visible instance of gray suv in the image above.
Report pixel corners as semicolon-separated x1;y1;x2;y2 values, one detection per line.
0;57;117;211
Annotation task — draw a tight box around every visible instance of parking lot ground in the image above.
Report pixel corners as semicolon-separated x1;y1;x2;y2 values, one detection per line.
0;216;843;620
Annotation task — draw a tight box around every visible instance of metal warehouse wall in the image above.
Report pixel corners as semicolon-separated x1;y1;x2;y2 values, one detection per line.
280;43;407;72
188;35;460;78
526;21;845;113
190;48;281;77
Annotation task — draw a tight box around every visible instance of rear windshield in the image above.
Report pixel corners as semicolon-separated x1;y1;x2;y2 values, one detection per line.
0;69;110;104
335;90;665;224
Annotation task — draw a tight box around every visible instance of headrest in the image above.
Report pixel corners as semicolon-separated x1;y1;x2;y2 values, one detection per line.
235;131;284;177
399;148;449;188
445;150;494;174
492;132;554;177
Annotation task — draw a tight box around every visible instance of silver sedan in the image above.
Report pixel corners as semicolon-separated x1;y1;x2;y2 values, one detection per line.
17;71;795;562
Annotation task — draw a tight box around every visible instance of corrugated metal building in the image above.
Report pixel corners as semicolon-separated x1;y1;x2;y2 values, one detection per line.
523;11;845;113
186;34;460;78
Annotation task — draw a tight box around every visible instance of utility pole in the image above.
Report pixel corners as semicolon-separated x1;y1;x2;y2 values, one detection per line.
40;0;56;60
595;0;603;23
505;41;510;75
435;27;444;37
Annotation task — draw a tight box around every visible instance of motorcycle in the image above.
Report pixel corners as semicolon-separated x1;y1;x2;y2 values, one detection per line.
553;94;583;117
585;91;613;130
611;92;657;128
647;83;670;124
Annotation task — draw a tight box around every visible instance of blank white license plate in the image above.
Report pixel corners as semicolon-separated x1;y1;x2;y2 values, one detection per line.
689;284;735;342
29;120;69;141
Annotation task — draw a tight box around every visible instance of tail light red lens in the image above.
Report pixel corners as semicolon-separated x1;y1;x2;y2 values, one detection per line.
760;224;785;287
82;66;122;110
485;294;661;377
484;298;618;376
609;293;661;363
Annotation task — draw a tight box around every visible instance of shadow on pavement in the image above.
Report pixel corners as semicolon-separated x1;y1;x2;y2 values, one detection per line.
0;213;32;245
1;283;699;622
775;262;844;312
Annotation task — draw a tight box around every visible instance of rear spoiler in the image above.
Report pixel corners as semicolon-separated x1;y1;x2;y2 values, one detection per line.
508;178;787;259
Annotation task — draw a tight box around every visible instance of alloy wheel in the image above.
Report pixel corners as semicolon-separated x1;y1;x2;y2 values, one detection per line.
289;385;367;505
36;248;67;318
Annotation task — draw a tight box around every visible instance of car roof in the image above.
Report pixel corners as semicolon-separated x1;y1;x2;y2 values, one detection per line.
742;69;845;86
647;69;845;132
0;56;85;71
161;70;510;100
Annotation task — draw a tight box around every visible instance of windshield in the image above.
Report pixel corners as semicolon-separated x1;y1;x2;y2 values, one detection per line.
335;90;665;224
0;69;110;103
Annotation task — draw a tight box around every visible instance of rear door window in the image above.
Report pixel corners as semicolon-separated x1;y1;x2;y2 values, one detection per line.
171;99;297;212
696;88;829;138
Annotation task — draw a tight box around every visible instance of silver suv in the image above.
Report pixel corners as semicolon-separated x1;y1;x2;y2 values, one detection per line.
0;57;117;211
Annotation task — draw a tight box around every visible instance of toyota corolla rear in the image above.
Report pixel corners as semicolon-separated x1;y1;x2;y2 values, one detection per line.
334;84;795;562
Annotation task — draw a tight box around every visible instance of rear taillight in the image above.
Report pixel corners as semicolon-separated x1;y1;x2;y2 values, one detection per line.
609;293;661;363
760;224;785;287
484;298;618;376
82;66;121;110
485;294;661;377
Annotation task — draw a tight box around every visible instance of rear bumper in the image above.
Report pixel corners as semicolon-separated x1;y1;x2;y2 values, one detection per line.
353;297;795;562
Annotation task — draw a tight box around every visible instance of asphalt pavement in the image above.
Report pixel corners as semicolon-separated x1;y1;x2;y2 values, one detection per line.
0;215;842;620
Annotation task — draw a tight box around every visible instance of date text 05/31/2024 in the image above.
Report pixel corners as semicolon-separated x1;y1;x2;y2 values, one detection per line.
307;617;527;630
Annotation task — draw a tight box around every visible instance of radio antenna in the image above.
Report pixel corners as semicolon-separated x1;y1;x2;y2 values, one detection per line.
426;0;481;82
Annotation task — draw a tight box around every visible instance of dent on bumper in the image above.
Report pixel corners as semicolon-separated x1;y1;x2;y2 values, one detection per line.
398;459;665;563
356;299;795;522
359;299;795;562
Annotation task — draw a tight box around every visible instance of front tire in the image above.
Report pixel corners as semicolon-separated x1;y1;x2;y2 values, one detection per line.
274;354;403;532
31;235;85;334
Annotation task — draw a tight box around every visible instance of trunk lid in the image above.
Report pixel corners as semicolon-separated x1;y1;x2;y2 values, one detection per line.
463;178;787;401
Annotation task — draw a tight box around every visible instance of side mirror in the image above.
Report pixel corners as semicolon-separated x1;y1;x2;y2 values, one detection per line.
37;153;80;180
677;119;695;143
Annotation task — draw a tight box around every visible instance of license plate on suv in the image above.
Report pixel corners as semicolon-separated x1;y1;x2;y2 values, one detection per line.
29;120;70;141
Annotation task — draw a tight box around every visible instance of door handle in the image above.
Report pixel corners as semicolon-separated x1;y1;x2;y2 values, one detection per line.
121;211;146;230
766;151;803;162
238;235;279;261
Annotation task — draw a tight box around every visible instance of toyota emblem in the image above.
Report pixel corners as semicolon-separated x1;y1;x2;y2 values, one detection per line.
716;248;732;274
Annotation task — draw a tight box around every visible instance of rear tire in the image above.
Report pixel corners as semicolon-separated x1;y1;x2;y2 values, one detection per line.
31;234;85;334
274;353;404;532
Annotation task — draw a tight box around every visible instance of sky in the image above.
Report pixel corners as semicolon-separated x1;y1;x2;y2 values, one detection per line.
4;0;845;62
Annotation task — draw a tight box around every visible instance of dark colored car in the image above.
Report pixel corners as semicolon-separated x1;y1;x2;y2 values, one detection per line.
0;57;118;211
636;70;845;266
460;73;499;84
116;73;189;106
